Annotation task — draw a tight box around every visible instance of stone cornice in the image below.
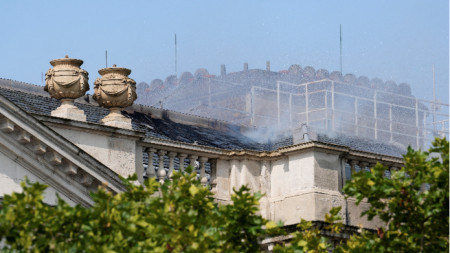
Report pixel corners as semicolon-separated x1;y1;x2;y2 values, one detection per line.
345;150;404;166
277;141;349;155
142;136;404;165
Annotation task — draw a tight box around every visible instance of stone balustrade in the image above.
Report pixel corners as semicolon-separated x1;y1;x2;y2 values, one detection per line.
343;156;403;182
142;146;216;187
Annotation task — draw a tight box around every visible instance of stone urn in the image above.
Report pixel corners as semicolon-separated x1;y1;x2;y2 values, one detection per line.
93;64;137;129
45;55;89;121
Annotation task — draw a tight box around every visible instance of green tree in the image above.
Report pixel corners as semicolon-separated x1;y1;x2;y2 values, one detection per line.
0;167;277;252
275;137;449;253
0;138;448;252
339;137;449;252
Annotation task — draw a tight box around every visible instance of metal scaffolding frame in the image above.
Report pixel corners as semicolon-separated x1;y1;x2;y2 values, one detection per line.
152;76;448;149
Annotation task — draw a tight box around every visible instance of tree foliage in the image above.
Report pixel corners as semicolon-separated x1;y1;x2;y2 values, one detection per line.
338;137;449;252
0;138;448;252
275;137;449;253
0;167;277;252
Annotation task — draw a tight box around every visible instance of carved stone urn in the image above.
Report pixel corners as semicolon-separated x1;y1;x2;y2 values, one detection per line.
45;55;89;121
93;64;137;129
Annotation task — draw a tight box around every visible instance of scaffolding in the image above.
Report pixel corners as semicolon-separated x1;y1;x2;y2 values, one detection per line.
150;77;448;150
251;80;448;149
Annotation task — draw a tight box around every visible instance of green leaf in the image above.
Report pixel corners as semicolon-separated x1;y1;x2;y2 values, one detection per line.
189;184;199;196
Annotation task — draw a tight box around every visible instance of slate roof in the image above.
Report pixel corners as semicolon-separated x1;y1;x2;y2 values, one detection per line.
0;79;406;157
316;134;406;158
0;82;269;151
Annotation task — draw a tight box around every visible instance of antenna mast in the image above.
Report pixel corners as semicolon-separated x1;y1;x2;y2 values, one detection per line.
175;34;178;76
432;64;436;132
340;24;343;73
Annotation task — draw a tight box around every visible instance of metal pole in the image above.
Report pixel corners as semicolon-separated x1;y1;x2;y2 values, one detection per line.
340;24;343;73
325;91;328;130
355;98;358;136
432;64;436;132
105;50;108;68
175;34;178;77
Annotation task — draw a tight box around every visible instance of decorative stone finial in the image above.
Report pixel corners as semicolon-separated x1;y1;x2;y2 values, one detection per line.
93;65;137;129
44;56;89;121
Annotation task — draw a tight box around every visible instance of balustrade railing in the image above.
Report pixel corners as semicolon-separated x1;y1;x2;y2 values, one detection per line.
141;146;217;189
343;157;402;182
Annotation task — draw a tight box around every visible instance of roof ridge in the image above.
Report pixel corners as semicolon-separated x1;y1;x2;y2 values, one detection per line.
0;77;46;89
0;78;48;96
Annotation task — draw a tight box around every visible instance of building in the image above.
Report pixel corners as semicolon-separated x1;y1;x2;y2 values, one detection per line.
0;57;447;249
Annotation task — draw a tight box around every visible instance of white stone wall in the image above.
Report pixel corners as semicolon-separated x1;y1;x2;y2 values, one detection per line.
215;159;231;202
0;151;75;206
214;150;384;229
52;127;136;178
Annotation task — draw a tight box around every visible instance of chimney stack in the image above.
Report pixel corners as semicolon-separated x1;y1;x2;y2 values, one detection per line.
220;64;226;76
266;61;271;71
244;62;248;71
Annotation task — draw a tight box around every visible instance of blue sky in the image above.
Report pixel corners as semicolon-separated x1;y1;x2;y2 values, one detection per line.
0;0;448;103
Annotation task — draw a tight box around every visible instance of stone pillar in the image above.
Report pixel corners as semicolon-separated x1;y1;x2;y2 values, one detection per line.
360;162;369;172
157;150;167;183
178;153;187;172
146;148;157;178
230;159;240;190
135;144;145;184
350;160;358;176
45;55;89;122
210;160;217;194
167;152;177;179
189;155;198;170
199;157;208;186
